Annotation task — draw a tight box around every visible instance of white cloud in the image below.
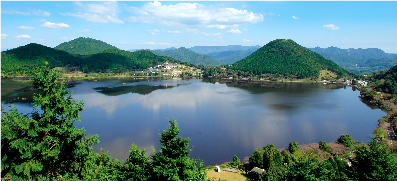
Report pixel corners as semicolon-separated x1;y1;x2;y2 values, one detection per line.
2;10;30;15
141;42;156;45
183;28;223;39
41;22;70;29
1;34;8;39
60;37;68;40
167;31;182;34
31;9;50;16
2;9;50;16
292;15;299;20
74;29;92;33
323;24;339;30
15;34;31;38
35;19;47;22
18;26;35;30
243;39;253;42
227;29;242;34
141;42;177;46
243;28;249;31
121;42;129;44
62;1;123;24
148;29;160;35
126;2;263;29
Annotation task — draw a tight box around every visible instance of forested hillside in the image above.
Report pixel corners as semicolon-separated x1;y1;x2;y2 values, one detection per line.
1;41;195;75
151;47;222;66
370;65;397;95
189;45;261;65
1;43;83;76
55;37;118;55
309;46;397;75
82;49;186;73
231;39;350;79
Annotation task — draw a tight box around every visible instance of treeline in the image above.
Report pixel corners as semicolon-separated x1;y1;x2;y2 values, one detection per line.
309;46;397;75
1;66;207;180
54;37;119;55
231;39;351;79
359;64;397;107
1;43;197;76
151;47;223;66
244;134;397;180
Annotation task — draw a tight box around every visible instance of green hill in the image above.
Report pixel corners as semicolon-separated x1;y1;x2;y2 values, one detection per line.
1;43;82;76
151;47;222;66
1;41;196;75
189;45;261;65
231;39;350;79
309;47;397;75
55;37;118;55
370;65;397;94
82;49;189;73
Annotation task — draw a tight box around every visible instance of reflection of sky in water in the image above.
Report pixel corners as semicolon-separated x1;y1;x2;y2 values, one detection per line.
1;79;386;166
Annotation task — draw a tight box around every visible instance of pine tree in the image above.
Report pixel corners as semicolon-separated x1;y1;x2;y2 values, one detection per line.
151;118;207;180
1;65;99;179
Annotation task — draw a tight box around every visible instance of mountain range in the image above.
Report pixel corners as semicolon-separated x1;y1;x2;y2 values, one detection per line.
2;37;396;78
309;47;397;75
150;47;222;66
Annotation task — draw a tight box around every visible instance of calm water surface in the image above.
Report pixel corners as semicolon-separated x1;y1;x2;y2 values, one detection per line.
1;78;386;166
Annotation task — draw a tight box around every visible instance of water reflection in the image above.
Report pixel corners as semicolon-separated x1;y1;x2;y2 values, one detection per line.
1;78;386;166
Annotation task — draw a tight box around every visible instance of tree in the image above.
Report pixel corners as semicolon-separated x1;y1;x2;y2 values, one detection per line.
151;118;207;181
288;142;300;154
121;144;151;180
319;141;332;153
249;149;265;168
230;155;241;168
350;138;397;180
262;144;283;170
337;134;354;148
1;65;99;179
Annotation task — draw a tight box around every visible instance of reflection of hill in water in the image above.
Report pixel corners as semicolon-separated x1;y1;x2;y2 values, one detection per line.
203;79;345;94
93;84;182;96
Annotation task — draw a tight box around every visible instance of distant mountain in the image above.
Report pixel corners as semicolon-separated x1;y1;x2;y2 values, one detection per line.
1;43;83;76
309;47;397;75
55;37;118;55
151;47;222;66
189;45;261;65
1;41;196;75
231;39;350;79
82;49;189;73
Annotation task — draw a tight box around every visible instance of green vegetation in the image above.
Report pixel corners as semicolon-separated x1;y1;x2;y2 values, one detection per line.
151;47;223;66
1;66;208;180
1;43;82;76
55;37;118;55
310;46;397;75
246;136;397;180
1;41;197;76
189;45;261;65
231;39;351;79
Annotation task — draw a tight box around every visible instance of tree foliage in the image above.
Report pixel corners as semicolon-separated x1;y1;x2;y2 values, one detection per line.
151;47;223;66
151;118;207;181
337;134;355;148
1;65;99;179
231;39;350;79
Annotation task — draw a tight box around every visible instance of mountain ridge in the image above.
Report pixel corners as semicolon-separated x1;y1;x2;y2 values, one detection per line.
231;39;351;78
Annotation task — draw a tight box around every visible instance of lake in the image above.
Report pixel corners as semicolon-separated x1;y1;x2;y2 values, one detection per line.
1;78;386;166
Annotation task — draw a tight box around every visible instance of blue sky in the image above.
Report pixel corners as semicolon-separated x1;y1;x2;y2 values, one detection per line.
1;1;397;53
